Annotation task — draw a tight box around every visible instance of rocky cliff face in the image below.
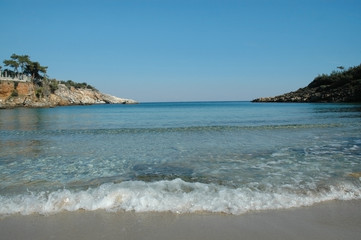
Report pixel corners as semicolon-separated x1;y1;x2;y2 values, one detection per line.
0;81;137;108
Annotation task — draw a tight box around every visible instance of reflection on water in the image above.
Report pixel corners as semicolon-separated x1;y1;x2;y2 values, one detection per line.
0;108;51;164
0;108;46;131
0;139;47;162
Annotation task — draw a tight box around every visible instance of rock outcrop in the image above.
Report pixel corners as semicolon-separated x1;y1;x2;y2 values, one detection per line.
253;64;361;103
0;81;137;108
252;85;361;103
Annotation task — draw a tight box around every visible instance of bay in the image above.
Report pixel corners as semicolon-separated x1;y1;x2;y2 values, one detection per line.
0;102;361;215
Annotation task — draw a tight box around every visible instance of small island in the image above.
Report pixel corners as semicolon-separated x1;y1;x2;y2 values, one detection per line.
253;63;361;103
0;54;137;109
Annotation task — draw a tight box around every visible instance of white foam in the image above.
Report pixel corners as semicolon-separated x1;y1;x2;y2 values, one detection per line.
350;145;359;151
0;179;360;216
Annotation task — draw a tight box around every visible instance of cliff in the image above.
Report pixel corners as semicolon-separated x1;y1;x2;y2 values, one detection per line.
0;81;137;108
253;64;361;103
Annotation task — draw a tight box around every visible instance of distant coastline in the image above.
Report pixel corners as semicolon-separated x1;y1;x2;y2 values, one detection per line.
253;64;361;103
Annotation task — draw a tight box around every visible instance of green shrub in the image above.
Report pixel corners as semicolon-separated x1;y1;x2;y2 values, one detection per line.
308;64;361;89
36;88;43;98
49;80;59;93
60;80;96;90
11;90;18;97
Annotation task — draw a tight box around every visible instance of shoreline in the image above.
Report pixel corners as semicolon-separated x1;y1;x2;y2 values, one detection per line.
1;200;360;240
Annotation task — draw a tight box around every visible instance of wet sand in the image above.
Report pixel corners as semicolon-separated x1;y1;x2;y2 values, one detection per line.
1;200;360;240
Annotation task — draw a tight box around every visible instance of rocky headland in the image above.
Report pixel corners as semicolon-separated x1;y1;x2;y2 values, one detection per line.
0;80;137;109
0;54;136;108
253;63;361;103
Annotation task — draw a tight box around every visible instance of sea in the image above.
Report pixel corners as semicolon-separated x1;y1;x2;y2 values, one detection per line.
0;101;361;216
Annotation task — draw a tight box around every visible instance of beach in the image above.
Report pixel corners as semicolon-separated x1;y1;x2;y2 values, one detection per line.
1;200;360;240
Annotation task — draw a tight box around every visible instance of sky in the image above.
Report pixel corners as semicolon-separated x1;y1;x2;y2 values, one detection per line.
0;0;360;102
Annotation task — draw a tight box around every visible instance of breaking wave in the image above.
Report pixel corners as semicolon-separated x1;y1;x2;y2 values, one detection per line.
1;178;360;216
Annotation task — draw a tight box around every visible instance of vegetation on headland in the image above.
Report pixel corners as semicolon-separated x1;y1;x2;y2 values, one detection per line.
0;54;96;92
253;63;361;102
308;65;361;89
59;80;96;91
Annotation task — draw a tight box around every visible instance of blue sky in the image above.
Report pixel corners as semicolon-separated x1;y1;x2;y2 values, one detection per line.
1;0;360;102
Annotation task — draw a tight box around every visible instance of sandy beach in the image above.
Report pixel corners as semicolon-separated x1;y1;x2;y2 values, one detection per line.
1;200;360;240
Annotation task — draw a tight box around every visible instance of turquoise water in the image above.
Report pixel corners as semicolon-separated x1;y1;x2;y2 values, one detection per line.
0;102;361;215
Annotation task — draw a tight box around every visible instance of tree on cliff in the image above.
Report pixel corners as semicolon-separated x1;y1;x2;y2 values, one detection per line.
2;54;47;82
3;54;19;78
3;59;19;73
24;61;48;83
15;54;31;73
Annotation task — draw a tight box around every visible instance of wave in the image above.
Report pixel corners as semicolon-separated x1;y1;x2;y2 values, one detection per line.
1;178;360;216
0;123;345;137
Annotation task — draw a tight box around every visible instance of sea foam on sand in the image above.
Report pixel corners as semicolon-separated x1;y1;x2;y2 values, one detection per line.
0;200;360;240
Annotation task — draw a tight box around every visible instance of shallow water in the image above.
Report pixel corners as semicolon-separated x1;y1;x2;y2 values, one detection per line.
0;102;360;215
